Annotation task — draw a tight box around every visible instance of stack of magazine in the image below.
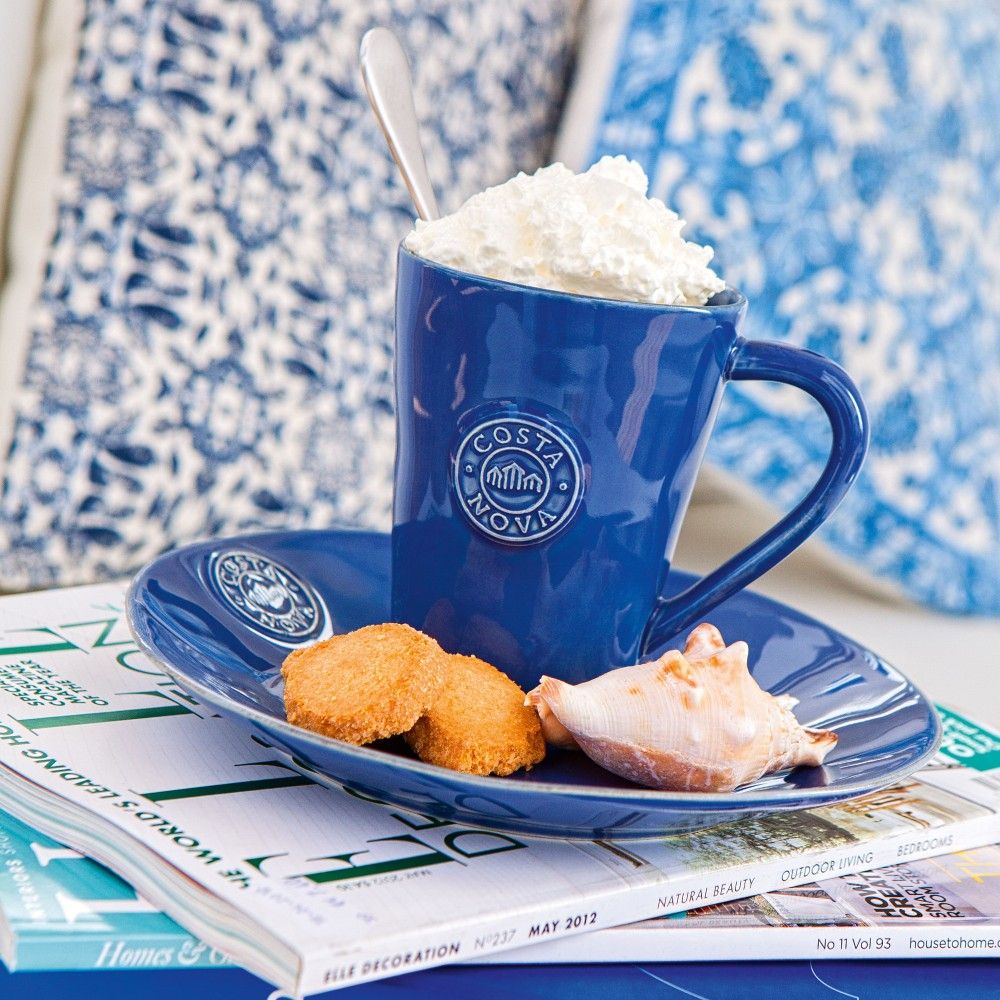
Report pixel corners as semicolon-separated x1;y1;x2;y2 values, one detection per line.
0;583;996;996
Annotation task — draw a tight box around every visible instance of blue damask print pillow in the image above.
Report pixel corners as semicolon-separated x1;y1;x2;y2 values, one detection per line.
0;0;579;589
556;0;999;613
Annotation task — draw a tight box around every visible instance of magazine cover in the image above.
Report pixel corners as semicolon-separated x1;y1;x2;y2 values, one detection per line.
0;583;996;993
0;808;228;972
3;801;998;973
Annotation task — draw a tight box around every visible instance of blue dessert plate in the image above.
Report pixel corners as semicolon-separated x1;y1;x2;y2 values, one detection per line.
127;529;940;840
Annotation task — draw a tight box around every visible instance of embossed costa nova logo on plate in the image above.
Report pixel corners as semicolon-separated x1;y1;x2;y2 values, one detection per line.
209;550;328;645
453;412;586;545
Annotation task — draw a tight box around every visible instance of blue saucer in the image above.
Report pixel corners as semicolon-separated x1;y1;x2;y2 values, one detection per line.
127;529;940;840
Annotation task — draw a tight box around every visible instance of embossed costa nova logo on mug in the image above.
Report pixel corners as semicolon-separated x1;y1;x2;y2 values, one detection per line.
453;411;586;545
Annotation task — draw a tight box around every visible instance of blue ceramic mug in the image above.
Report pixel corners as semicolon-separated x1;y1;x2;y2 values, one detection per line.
392;247;868;690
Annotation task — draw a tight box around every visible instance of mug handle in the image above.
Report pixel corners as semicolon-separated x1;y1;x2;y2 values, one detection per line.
641;338;869;655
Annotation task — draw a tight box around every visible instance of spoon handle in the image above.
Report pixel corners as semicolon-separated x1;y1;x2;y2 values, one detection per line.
360;27;440;222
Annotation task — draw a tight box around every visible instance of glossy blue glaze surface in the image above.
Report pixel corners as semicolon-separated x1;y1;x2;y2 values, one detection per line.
5;960;1000;1000
5;959;1000;1000
392;249;868;690
127;529;940;841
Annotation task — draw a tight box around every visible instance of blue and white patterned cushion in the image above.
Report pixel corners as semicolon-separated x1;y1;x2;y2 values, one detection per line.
0;0;579;589
559;0;999;613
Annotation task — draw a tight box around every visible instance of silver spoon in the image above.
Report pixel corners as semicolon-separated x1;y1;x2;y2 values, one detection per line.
359;27;440;221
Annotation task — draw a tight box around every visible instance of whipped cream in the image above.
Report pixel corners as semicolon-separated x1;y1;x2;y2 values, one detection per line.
404;156;725;306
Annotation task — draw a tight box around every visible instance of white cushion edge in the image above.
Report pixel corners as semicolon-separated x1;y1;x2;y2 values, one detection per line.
0;0;84;477
0;0;43;281
552;0;632;170
682;462;909;604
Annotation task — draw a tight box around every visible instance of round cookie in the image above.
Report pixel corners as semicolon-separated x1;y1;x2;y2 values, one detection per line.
404;654;545;776
282;623;446;744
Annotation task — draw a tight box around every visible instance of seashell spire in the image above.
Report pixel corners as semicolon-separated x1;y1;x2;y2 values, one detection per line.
525;623;837;792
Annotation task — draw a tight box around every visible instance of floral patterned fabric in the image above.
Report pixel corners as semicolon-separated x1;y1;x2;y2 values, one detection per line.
578;0;999;613
0;0;579;588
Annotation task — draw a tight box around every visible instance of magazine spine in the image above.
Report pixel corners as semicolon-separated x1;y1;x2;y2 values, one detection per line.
298;808;1000;993
474;923;1000;964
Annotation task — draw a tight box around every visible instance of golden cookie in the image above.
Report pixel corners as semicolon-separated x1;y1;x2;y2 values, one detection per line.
281;623;446;744
404;654;545;776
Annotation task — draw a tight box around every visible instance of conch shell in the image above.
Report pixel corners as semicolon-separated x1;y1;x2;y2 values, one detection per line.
525;623;837;792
